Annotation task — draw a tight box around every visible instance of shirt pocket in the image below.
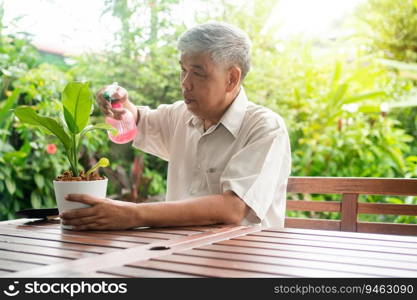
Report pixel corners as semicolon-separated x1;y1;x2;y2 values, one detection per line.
205;169;223;195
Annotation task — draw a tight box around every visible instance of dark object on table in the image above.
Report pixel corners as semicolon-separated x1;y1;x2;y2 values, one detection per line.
15;208;59;219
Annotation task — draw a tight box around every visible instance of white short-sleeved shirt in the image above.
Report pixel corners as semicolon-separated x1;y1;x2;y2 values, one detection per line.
133;87;291;227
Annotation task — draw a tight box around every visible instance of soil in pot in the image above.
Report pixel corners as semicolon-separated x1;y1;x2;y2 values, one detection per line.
55;170;104;181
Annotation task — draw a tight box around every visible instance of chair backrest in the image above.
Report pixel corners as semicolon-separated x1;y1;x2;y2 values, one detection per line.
285;177;417;235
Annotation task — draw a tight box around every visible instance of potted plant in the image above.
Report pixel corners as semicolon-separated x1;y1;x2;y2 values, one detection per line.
14;81;116;225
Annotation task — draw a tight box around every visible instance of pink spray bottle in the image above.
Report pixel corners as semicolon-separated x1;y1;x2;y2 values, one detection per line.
104;82;137;144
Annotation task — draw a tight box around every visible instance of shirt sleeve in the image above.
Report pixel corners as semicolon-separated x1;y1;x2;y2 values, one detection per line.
132;103;177;161
220;120;292;223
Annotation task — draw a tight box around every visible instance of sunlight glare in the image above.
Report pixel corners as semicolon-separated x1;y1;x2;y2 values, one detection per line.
3;0;119;55
264;0;364;39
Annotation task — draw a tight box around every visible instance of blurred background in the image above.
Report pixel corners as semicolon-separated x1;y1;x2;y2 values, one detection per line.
1;0;417;224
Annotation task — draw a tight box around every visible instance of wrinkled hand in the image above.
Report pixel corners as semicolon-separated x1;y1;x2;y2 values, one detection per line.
96;85;128;120
60;194;139;230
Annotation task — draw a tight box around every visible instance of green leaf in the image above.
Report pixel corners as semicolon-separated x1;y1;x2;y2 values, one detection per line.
63;106;77;134
14;106;71;151
387;98;417;109
406;156;417;163
2;140;30;164
77;123;117;154
3;168;11;177
382;145;406;173
331;83;349;106
15;188;23;198
386;197;403;204
378;58;417;73
62;82;93;134
3;150;28;163
80;123;117;136
34;174;44;189
0;88;19;125
357;105;383;113
331;60;342;86
5;178;15;195
31;192;41;208
343;91;386;104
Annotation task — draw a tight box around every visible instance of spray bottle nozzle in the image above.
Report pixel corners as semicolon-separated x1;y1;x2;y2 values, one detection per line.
103;82;119;102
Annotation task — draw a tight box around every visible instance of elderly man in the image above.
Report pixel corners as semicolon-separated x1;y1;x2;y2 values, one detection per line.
61;22;291;230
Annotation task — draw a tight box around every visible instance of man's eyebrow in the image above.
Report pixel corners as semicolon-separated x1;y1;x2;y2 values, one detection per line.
191;64;205;71
178;61;205;71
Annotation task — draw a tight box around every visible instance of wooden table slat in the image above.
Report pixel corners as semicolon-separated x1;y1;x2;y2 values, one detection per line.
149;254;374;278
0;270;13;276
78;271;129;278
0;235;115;254
11;223;202;239
0;258;46;272
197;244;417;271
250;230;417;249
218;239;417;263
129;259;281;278
275;227;417;242
0;249;69;265
16;226;165;244
137;228;202;235
173;225;230;231
98;265;199;278
0;227;136;249
0;241;96;259
90;230;183;239
177;248;417;277
234;234;415;255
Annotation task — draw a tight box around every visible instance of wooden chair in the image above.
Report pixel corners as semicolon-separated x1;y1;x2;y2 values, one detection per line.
285;177;417;236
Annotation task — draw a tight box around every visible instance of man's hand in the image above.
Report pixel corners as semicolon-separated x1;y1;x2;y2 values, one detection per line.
60;194;139;230
96;85;139;123
96;85;128;120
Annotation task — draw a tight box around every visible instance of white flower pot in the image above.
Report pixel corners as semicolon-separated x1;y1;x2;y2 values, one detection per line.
53;178;108;229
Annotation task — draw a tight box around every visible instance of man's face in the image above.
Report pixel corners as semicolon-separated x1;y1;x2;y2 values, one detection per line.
179;52;230;121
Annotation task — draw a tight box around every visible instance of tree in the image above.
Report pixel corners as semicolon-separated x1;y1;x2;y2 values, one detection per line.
71;0;186;200
354;0;417;62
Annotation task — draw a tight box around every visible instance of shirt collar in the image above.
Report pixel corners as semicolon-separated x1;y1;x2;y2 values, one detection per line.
185;87;248;138
218;87;248;137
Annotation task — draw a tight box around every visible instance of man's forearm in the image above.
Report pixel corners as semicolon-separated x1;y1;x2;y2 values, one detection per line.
134;191;249;228
123;100;140;124
60;191;250;230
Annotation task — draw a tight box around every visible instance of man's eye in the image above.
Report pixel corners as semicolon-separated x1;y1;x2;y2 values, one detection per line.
194;72;205;77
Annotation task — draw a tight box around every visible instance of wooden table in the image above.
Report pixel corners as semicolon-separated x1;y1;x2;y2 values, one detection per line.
1;218;417;278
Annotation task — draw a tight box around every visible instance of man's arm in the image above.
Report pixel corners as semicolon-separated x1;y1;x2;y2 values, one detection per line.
61;191;250;230
138;190;249;227
124;100;140;124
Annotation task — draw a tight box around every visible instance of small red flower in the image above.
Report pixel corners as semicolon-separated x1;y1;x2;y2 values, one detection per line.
46;143;57;154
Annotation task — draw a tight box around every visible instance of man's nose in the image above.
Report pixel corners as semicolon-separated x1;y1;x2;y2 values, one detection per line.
181;73;192;91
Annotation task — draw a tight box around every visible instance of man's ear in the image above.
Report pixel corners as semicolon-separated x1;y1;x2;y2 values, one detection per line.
226;66;241;92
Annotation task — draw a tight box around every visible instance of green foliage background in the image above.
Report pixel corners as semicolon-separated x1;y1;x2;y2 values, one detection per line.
1;0;417;223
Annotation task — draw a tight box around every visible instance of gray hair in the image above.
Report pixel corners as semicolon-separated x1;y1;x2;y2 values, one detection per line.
177;21;252;80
